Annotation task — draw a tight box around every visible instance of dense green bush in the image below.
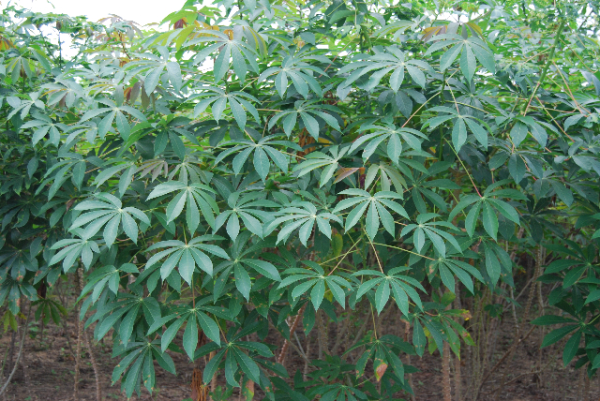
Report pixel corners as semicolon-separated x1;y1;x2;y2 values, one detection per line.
0;0;599;399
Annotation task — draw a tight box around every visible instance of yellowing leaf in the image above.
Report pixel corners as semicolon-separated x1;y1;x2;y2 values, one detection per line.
243;379;255;400
332;233;343;257
374;358;388;382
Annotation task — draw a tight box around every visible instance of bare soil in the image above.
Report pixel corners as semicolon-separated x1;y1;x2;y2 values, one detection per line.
1;301;599;401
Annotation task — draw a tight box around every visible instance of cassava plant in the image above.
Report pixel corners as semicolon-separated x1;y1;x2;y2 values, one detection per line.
0;0;600;400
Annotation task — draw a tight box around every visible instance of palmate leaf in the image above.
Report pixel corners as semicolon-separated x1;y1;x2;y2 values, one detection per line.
401;213;462;257
264;201;342;246
20;111;70;146
258;48;330;98
145;235;229;285
364;163;407;192
42;79;84;108
124;45;183;93
409;183;451;213
78;98;147;140
49;230;100;272
293;145;349;187
411;314;442;355
146;181;219;233
0;240;38;274
427;253;484;293
111;340;176;398
407;165;461;214
165;154;214;185
215;192;278;240
384;87;427;118
354;267;425;316
532;316;582;366
481;240;513;287
448;179;526;241
195;325;277;387
34;157;90;200
187;27;260;83
413;306;477;357
70;193;150;247
375;19;418;39
338;45;430;92
350;123;426;164
192;86;260;131
278;260;351;310
32;297;67;326
530;171;574;206
213;134;301;181
6;92;44;120
6;54;33;82
424;33;495;81
346;333;414;383
147;298;227;357
509;116;555;148
0;257;37;314
333;189;409;239
269;100;341;140
424;106;491;150
90;158;138;193
441;312;476;357
211;232;281;301
90;293;161;344
540;239;598;289
79;263;139;303
311;382;367;401
0;196;40;231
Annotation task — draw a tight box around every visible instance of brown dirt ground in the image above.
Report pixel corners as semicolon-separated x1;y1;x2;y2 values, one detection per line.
1;303;599;401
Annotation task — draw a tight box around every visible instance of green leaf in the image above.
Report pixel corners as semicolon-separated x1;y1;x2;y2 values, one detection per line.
234;263;252;300
375;281;390;314
197;312;221;345
413;320;426;357
484;245;501;287
169;132;186;160
161;318;186;352
232;347;261;383
253;147;270;180
460;45;476;81
366;203;380;239
481;202;499;240
311;280;326;310
166;61;182;91
301;112;320;139
465;202;481;237
440;44;463;71
119;305;140;346
541;325;578;348
562;330;581;366
532;315;577;326
243;259;281;281
585;289;600;305
179;250;195;285
145;66;164;95
203;350;226;384
510;123;528;147
183;315;198;359
452;118;467;151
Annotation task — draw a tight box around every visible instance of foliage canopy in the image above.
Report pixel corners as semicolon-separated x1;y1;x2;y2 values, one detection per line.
1;0;600;399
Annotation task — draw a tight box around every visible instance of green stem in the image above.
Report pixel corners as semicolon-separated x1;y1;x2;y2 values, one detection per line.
523;18;566;115
373;242;436;261
445;138;482;197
